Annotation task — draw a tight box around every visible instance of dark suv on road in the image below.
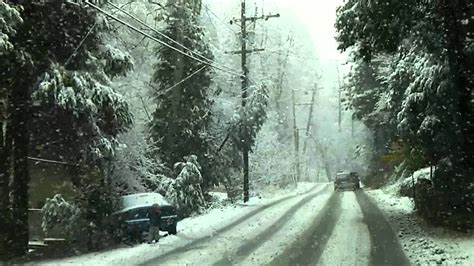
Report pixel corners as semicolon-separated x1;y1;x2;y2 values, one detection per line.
334;172;361;191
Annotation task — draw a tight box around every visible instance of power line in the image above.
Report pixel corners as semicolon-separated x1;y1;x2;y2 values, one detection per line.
106;1;208;62
64;1;133;66
84;1;245;78
162;65;208;94
65;21;97;66
104;0;246;79
28;156;78;166
203;4;237;34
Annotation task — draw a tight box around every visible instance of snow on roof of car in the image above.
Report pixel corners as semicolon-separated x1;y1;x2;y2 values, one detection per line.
114;192;171;214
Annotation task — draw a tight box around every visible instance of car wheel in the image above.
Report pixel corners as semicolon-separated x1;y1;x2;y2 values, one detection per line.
168;225;177;235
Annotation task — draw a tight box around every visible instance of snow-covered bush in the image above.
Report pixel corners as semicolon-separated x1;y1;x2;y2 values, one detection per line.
158;155;206;217
399;166;431;197
41;194;81;238
0;2;22;54
101;44;134;79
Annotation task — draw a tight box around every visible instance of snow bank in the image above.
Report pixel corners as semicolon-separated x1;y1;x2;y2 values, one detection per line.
36;182;320;266
368;189;474;265
384;166;432;197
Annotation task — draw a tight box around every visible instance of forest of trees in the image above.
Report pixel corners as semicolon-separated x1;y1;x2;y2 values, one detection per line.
1;0;336;259
336;0;473;230
3;0;471;261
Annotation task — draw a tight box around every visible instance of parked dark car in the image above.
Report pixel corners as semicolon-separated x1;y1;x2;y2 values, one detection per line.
334;172;361;191
112;193;178;243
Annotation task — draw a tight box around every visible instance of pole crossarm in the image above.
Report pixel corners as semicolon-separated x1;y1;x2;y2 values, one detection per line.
230;13;280;24
225;48;265;54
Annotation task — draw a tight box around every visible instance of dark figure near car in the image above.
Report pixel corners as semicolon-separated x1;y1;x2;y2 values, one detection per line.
148;203;161;243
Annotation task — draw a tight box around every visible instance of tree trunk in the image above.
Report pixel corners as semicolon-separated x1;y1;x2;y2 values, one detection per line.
0;93;12;259
10;77;30;257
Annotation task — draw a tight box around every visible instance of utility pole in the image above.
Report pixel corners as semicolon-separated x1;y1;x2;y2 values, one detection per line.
303;84;318;154
292;88;316;182
351;114;355;137
302;85;317;182
337;65;342;132
291;89;301;183
230;0;279;202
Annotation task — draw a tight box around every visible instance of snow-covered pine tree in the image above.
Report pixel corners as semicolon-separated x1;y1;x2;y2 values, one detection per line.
0;1;133;254
149;0;216;191
0;1;23;260
336;0;474;229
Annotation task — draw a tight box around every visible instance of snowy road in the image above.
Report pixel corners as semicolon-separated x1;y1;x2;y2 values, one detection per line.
38;184;410;266
140;186;409;266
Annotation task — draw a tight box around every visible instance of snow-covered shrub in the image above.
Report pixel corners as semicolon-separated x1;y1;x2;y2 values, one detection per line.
158;155;206;217
413;159;474;231
0;2;22;54
399;166;431;197
41;194;81;238
101;44;134;79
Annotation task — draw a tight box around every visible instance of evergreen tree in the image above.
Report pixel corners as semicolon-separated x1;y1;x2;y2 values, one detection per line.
149;1;215;191
336;0;474;229
0;1;133;255
0;2;22;259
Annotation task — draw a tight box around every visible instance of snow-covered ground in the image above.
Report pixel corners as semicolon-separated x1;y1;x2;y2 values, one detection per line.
368;189;474;265
233;185;333;265
318;192;370;266
162;184;332;265
35;182;323;266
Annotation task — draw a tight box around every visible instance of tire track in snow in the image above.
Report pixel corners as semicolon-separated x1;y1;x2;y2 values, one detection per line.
355;190;410;266
317;192;371;265
139;183;326;265
213;185;331;265
269;191;342;266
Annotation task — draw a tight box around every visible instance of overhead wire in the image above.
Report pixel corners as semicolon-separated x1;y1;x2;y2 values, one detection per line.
84;1;245;79
161;65;208;94
103;0;250;81
64;1;134;66
202;4;237;34
65;21;97;66
106;1;212;63
104;1;259;86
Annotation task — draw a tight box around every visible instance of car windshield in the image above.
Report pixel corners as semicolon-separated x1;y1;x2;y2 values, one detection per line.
1;0;473;265
336;173;350;180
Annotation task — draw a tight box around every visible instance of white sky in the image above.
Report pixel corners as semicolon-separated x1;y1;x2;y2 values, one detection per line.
273;0;346;61
206;0;349;95
268;0;349;97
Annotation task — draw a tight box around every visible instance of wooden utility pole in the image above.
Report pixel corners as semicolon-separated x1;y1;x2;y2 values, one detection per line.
292;87;316;182
291;89;301;183
337;65;342;132
303;85;318;154
240;0;250;203
230;0;279;202
351;114;355;137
